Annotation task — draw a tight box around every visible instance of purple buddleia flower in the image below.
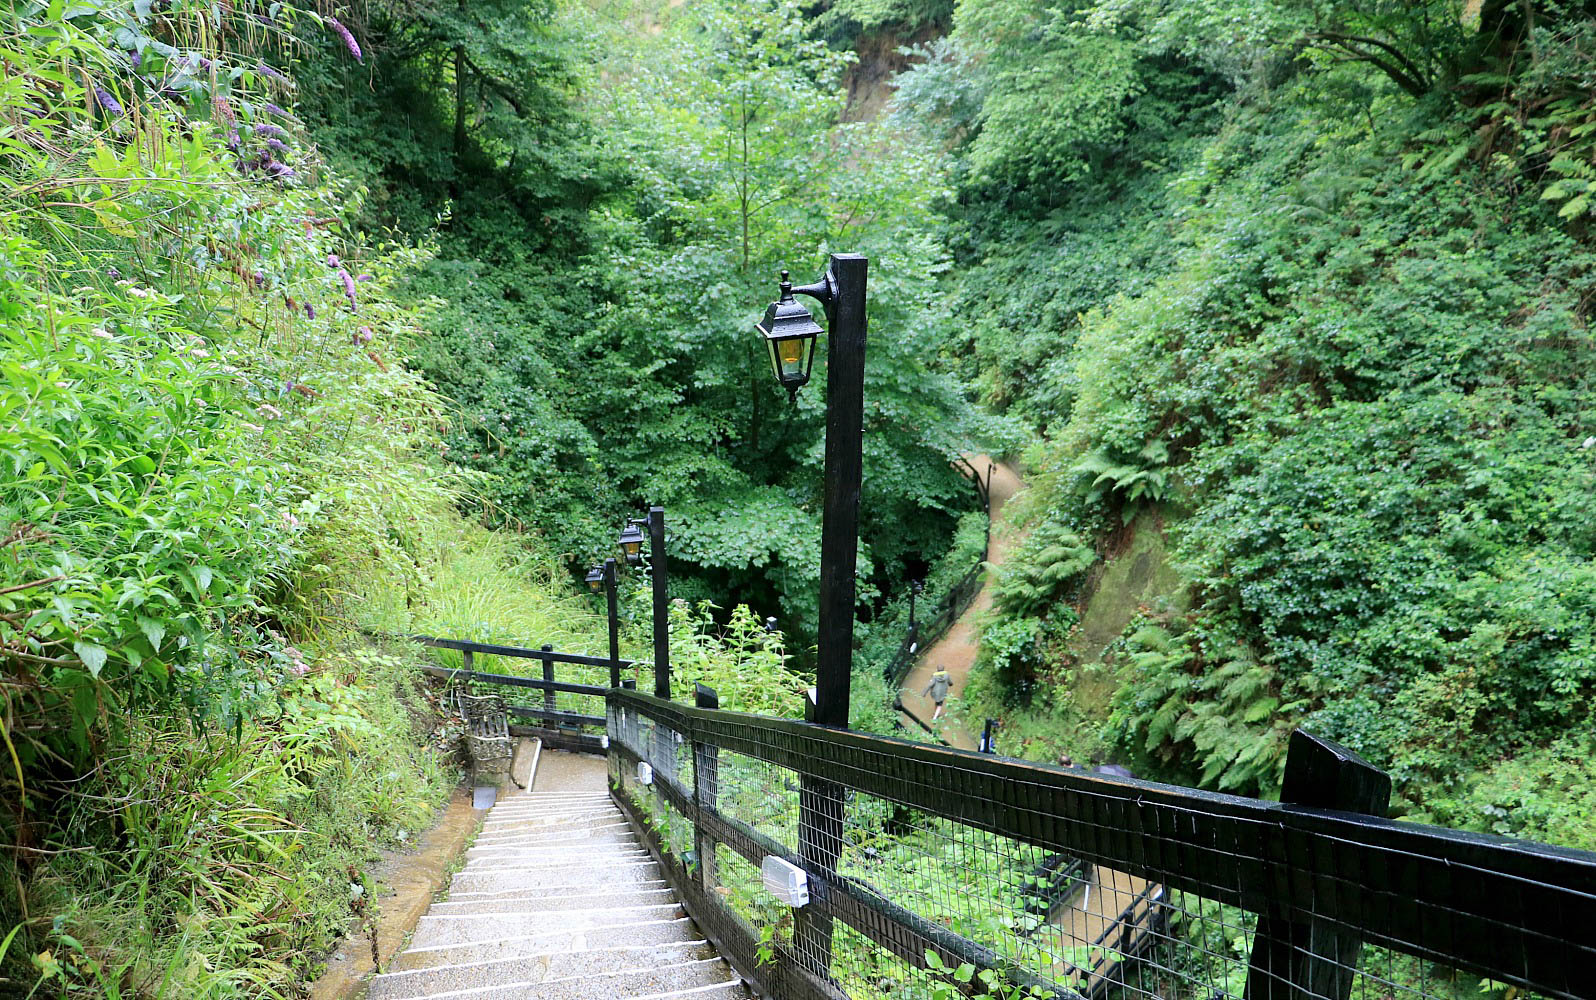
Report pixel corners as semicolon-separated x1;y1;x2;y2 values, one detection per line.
353;326;374;345
254;122;286;138
107;267;120;280
305;301;315;320
326;18;362;62
226;129;241;151
95;87;123;116
356;274;373;282
338;269;358;309
258;62;287;82
130;49;142;69
264;102;288;117
266;138;289;155
327;254;341;267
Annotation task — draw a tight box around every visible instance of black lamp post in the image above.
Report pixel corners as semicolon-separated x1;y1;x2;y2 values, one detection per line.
756;254;868;983
617;509;669;700
588;560;622;688
909;578;924;648
756;253;868;730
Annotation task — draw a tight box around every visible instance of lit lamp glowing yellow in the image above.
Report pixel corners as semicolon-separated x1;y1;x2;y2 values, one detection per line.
757;270;823;399
617;521;646;567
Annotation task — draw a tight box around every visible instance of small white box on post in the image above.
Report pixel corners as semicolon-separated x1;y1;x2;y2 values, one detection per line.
761;856;810;908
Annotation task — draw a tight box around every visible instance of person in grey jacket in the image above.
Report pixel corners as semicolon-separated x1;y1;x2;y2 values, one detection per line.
923;667;952;721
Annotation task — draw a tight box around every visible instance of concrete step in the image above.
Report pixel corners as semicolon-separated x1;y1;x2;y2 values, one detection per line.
449;860;661;894
426;886;677;915
486;795;615;810
370;941;717;998
479;808;620;827
440;878;668;903
461;847;648;867
409;903;685;948
465;837;643;855
471;823;635;847
477;813;623;835
395;916;700;970
481;800;612;816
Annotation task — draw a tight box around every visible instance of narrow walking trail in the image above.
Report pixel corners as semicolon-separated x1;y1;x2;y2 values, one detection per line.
369;752;749;999
898;456;1027;750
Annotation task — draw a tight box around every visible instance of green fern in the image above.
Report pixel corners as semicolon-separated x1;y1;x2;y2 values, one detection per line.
991;521;1095;618
1069;439;1171;516
1108;626;1295;793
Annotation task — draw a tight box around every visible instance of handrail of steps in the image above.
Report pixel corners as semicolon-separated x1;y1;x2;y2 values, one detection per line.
406;635;1596;1000
605;687;1596;1000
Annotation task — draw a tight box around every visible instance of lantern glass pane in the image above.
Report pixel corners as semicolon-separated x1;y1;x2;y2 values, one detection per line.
766;334;811;387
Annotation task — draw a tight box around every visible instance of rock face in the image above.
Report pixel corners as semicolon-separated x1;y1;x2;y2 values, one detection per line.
368;752;752;1000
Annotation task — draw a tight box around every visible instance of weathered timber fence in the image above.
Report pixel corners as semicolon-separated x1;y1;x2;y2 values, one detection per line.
413;634;628;752
607;687;1596;1000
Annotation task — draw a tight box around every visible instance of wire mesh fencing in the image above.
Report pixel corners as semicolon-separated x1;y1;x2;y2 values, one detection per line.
605;690;1596;1000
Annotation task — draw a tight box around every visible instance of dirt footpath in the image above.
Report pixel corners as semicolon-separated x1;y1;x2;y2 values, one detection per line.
898;455;1026;750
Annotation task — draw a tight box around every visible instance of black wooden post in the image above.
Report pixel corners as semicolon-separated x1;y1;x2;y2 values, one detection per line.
462;648;474;673
541;644;556;719
604;558;621;689
692;682;719;893
811;253;867;730
1246;730;1392;1000
649;505;670;701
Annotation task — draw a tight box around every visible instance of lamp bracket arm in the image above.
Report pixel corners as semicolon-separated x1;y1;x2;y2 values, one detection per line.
790;267;838;321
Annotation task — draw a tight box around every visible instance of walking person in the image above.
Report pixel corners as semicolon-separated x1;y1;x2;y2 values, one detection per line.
922;667;952;722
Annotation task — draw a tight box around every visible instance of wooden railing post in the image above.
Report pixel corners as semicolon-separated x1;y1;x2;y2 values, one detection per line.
692;683;719;893
795;691;846;984
649;506;670;701
541;644;556;718
604;558;621;689
1246;730;1391;1000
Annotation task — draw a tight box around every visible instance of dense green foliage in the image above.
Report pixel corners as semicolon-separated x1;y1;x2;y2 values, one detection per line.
940;0;1596;846
0;3;624;993
295;0;1002;647
7;0;1596;992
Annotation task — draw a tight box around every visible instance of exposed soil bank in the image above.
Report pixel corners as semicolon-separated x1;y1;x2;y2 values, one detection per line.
307;785;482;1000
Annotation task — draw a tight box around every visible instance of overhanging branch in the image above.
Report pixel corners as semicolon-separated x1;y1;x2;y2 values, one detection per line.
1305;30;1432;97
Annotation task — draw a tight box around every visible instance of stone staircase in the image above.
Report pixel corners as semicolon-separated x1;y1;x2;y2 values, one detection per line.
369;752;750;1000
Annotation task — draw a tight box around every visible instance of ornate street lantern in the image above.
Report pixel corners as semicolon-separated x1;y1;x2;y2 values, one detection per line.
617;520;646;567
585;565;604;593
757;270;823;399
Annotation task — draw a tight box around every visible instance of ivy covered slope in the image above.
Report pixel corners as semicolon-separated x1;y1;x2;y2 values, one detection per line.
0;3;614;993
292;0;1010;647
937;1;1596;847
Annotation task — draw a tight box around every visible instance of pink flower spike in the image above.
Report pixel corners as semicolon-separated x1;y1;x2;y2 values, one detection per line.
327;17;363;62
